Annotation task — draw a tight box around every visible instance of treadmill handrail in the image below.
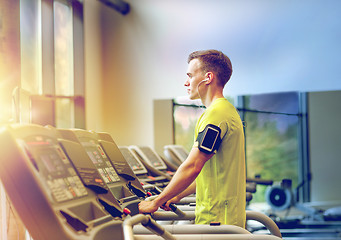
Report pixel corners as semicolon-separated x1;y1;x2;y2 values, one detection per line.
123;214;176;240
246;211;282;238
151;210;282;238
145;194;186;219
125;214;282;240
133;224;251;235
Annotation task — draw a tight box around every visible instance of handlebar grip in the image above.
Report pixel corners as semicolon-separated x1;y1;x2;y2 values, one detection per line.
247;177;273;186
151;186;182;215
169;203;177;212
152;186;163;194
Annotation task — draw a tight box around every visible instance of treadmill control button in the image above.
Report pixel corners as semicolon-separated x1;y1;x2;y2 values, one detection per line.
147;176;156;180
123;208;131;215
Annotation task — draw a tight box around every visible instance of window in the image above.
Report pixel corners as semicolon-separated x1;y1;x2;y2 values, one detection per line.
17;0;85;128
238;92;308;203
20;0;42;95
54;1;76;128
54;1;74;97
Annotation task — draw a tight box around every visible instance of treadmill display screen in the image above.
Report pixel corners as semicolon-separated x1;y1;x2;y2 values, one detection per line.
139;147;162;168
119;148;145;173
21;137;88;202
175;146;189;160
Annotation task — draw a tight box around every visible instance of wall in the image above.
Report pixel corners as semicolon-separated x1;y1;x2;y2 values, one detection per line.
83;0;341;148
84;0;105;132
153;99;174;155
308;91;341;204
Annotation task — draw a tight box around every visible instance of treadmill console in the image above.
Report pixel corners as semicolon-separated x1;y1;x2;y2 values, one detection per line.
130;146;167;171
83;142;121;184
163;145;189;166
0;124;125;240
172;145;189;161
119;146;148;175
17;136;88;202
57;129;146;215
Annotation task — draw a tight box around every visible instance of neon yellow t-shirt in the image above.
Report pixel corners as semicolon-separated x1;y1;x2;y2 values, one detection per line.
194;98;246;228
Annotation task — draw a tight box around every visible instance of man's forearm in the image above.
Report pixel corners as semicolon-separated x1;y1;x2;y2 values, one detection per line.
153;162;198;207
153;147;211;207
177;181;196;200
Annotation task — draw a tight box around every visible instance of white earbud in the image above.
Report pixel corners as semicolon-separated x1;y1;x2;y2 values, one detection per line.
197;79;209;100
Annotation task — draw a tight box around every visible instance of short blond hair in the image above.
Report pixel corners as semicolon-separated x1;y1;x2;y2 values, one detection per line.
188;50;233;87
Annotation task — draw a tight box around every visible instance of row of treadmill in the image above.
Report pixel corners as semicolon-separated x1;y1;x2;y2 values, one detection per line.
0;124;282;240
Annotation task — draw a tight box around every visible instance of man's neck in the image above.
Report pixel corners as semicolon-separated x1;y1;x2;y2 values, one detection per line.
201;91;224;108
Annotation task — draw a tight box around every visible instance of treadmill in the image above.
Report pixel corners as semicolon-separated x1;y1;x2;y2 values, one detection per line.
0;124;283;240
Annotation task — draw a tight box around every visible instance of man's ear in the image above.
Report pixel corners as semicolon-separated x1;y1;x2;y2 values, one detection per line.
204;72;214;84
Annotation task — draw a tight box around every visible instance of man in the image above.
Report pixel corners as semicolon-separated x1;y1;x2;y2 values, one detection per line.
138;49;246;228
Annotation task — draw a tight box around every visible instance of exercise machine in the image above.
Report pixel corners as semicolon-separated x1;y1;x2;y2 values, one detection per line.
264;179;341;238
0;124;283;240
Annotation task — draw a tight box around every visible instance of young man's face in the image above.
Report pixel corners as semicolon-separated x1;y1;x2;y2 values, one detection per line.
184;59;206;100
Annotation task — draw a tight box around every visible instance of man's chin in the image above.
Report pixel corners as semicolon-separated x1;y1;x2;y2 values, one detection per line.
189;95;199;100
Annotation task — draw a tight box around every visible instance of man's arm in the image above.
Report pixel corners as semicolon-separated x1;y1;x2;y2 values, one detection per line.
173;180;197;201
161;181;196;211
138;147;213;213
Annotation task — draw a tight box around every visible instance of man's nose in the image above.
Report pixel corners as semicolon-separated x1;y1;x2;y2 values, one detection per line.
184;79;189;87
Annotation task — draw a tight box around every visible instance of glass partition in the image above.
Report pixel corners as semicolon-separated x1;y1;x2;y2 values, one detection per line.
240;92;301;202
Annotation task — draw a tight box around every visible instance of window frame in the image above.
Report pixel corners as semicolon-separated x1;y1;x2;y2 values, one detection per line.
40;0;85;128
237;92;310;203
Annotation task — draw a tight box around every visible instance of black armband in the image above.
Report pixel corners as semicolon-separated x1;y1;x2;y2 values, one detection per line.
196;124;222;154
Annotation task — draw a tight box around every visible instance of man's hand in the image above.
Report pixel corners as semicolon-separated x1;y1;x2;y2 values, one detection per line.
160;196;180;211
138;200;160;214
138;148;208;214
